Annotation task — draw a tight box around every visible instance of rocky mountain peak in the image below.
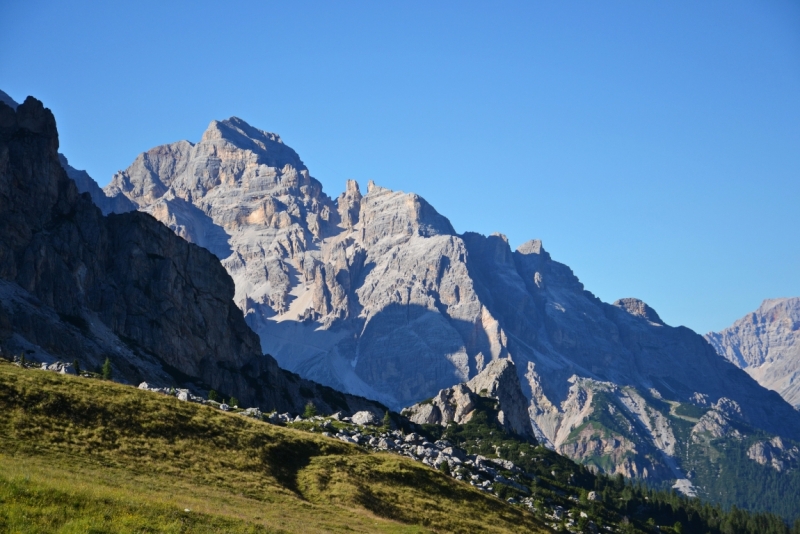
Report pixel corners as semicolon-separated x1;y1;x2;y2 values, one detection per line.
516;239;548;257
200;117;304;168
337;179;362;229
8;96;58;142
756;298;800;320
467;358;516;398
613;298;665;325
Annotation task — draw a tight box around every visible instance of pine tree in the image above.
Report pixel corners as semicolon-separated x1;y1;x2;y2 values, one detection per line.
229;396;239;408
382;410;392;430
73;359;81;375
101;357;112;380
208;389;218;402
303;401;317;418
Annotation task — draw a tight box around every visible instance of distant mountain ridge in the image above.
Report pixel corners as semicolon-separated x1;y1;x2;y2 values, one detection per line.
95;114;800;490
706;298;800;408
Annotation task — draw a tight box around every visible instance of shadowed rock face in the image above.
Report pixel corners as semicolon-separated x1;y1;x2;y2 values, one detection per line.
706;298;800;408
0;96;383;417
102;115;800;481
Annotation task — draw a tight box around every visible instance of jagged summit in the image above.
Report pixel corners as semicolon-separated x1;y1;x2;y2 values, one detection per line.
756;297;798;314
204;116;284;144
516;239;548;256
200;116;306;170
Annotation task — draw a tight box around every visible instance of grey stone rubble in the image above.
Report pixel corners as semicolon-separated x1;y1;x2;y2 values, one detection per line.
351;410;378;426
138;382;207;403
136;378;542;503
278;412;611;532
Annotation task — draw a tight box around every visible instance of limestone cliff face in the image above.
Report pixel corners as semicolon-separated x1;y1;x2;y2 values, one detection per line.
706;298;800;408
102;115;800;482
403;358;535;439
0;97;382;417
102;121;479;406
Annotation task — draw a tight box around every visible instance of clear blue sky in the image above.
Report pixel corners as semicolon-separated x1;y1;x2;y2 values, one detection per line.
2;1;798;334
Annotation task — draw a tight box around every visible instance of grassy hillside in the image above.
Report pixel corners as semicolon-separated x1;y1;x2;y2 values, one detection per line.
0;361;549;533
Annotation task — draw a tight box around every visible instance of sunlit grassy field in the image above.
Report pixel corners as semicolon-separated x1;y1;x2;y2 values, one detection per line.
0;361;549;533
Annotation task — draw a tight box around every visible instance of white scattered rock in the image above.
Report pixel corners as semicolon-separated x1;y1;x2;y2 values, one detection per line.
242;407;262;419
42;361;76;375
404;432;421;444
351;411;379;426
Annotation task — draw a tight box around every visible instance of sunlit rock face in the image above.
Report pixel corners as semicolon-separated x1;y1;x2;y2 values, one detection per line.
104;116;800;481
706;298;800;408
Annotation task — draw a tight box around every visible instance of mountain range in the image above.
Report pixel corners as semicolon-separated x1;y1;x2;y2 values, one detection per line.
4;89;800;517
78;112;800;489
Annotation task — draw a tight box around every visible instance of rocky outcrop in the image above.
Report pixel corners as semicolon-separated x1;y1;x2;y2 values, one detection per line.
613;298;664;325
746;437;799;472
102;114;800;483
403;358;535;439
706;298;800;408
549;378;684;483
0;96;383;418
691;398;744;441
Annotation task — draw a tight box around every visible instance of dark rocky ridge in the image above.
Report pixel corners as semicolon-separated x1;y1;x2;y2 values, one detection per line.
0;96;383;417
